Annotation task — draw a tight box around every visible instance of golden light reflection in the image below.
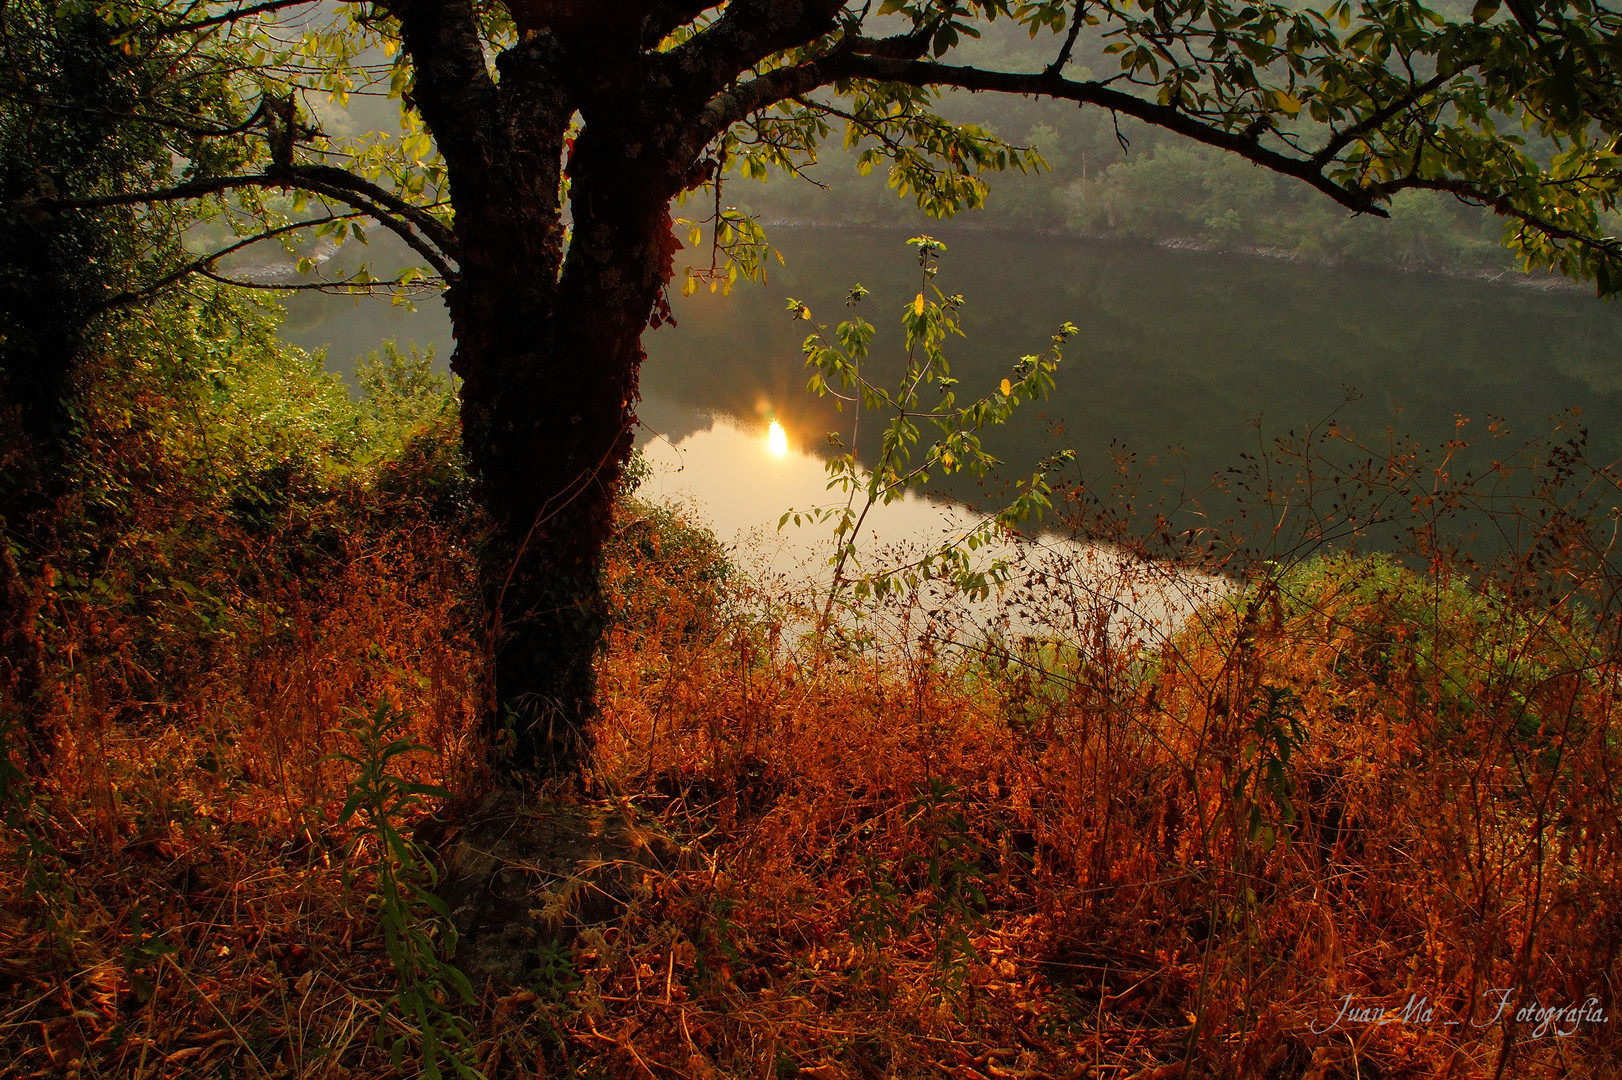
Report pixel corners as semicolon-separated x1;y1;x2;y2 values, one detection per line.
767;419;788;457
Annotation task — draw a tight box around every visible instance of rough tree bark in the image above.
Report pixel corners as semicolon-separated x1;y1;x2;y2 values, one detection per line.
0;215;86;762
383;0;790;776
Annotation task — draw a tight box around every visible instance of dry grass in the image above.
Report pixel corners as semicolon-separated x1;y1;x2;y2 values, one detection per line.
0;376;489;1077
2;402;1620;1079
576;547;1622;1080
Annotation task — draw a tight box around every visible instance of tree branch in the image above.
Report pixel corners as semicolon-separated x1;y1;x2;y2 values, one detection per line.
0;91;271;140
196;266;445;294
151;0;328;35
295;176;459;280
292;164;457;255
1045;0;1088;77
30;167;459;280
660;0;847;107
684;60;833;163
643;1;724;47
1385;176;1622;260
1313;72;1452;166
697;53;1390;216
847;27;935;61
96;214;359;311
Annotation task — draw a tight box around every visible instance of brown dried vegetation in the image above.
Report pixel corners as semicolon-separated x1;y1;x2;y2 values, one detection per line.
2;307;1620;1079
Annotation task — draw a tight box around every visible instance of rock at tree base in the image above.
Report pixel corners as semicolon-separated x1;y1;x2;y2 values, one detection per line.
436;791;683;986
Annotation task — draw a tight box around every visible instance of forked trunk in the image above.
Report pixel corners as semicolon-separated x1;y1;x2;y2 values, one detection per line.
452;183;673;775
391;0;697;777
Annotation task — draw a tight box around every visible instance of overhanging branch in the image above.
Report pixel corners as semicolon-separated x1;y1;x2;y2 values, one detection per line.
1313;72;1452;166
149;0;330;35
96;214;362;311
645;1;725;47
661;0;847;108
292;179;458;281
31;167;459;280
196;266;445;294
292;165;458;256
819;56;1389;216
1045;1;1088;77
688;52;1388;216
1386;176;1622;261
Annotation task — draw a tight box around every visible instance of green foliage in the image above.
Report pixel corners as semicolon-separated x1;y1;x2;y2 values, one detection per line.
521;939;582;1048
333;702;482;1080
1259;553;1606;751
355;342;455;444
44;284;470;708
619;446;653;496
80;287;355;489
529;939;582;1001
16;0;1622;361
782;237;1075;629
612;500;731;589
902;778;992;999
848;778;991;1004
352;342;476;524
850;852;908;949
90;290;457;489
1272;554;1490;692
694;0;1622;295
604;492;733;640
122;900;179;1005
1228;684;1307;852
677;206;786;297
0;0;210;480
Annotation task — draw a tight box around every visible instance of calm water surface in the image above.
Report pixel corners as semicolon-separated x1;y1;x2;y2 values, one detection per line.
281;226;1622;579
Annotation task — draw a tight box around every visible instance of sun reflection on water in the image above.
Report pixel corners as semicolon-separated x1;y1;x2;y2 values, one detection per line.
767;419;788;457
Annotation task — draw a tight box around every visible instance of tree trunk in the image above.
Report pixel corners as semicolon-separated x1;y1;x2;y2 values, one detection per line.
1;208;112;764
393;1;685;777
461;161;675;776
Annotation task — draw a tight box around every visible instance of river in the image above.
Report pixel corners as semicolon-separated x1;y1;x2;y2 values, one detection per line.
278;226;1622;640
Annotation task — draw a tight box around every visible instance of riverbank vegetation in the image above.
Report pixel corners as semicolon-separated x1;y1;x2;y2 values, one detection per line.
1;286;1618;1079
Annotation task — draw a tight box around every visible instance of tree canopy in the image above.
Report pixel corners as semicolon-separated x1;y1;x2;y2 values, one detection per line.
16;0;1622;292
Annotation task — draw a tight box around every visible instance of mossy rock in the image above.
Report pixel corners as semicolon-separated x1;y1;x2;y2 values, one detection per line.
435;791;683;986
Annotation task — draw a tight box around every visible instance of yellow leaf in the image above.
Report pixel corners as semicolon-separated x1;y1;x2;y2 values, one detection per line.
914;292;925;315
1270;90;1303;117
1000;378;1012;396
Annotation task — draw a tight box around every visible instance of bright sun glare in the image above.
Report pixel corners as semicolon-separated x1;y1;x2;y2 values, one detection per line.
767;419;788;457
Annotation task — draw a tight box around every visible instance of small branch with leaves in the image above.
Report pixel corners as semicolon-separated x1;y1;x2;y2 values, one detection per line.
781;235;1078;643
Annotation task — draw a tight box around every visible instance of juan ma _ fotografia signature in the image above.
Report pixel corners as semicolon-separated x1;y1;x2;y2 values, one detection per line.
1311;989;1609;1038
